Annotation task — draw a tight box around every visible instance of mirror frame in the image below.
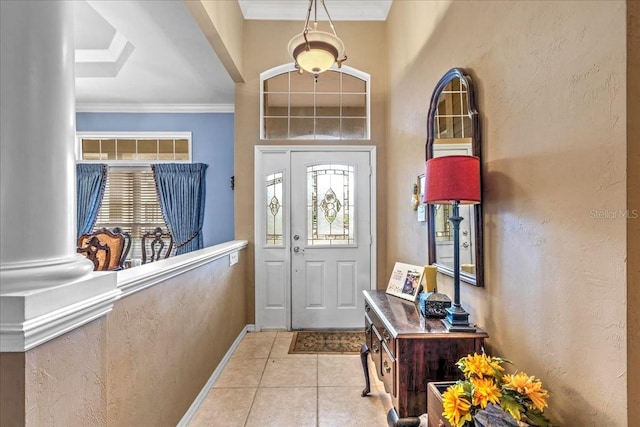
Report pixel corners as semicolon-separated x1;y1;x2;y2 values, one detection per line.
425;67;484;287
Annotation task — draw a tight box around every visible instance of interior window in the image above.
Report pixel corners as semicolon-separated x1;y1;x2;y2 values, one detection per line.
261;65;370;140
77;132;191;262
80;136;190;161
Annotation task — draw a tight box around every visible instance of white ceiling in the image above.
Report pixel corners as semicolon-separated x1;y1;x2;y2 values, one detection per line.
75;0;392;110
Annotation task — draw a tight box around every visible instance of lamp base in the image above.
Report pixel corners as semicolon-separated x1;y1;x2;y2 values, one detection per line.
442;305;477;332
442;318;477;332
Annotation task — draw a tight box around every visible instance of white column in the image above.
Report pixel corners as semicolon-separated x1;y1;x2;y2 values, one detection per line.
0;0;92;291
0;1;119;352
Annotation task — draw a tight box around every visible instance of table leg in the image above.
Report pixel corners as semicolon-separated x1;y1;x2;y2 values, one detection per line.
360;343;371;397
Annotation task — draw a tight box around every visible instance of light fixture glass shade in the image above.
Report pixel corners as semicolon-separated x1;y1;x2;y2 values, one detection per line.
424;155;481;205
288;30;345;75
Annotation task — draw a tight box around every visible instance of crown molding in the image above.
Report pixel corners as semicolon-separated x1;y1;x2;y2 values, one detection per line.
238;0;393;21
76;103;235;113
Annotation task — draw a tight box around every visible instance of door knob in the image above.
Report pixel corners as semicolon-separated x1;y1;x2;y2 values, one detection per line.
462;242;470;248
293;246;300;253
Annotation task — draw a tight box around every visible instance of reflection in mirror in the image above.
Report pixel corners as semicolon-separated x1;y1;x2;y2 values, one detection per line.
426;68;483;287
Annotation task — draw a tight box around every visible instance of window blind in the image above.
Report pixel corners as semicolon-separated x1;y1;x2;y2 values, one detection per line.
94;167;167;260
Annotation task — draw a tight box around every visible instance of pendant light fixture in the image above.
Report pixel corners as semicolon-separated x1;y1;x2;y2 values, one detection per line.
287;0;347;76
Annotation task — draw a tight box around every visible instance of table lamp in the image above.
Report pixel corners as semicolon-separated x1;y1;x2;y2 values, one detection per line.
424;155;481;331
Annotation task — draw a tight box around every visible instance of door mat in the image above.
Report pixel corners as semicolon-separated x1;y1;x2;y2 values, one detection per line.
288;330;366;354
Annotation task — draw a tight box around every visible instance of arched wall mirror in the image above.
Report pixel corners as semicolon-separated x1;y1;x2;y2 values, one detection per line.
426;68;484;287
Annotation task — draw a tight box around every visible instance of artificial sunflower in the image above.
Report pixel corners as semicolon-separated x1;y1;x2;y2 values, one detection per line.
471;377;502;408
442;382;473;427
457;352;505;379
443;351;552;426
503;372;549;412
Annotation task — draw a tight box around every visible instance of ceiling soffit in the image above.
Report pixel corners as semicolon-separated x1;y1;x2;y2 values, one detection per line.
74;1;134;78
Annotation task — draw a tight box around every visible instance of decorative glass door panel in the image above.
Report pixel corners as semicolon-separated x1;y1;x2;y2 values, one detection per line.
266;172;284;246
307;164;355;246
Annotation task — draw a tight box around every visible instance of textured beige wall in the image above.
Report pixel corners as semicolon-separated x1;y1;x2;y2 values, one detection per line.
387;1;628;425
107;253;247;426
384;1;454;274
236;20;388;322
25;318;107;426
0;353;26;426
628;1;639;424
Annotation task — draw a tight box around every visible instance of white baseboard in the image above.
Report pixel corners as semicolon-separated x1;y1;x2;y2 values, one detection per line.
177;324;255;427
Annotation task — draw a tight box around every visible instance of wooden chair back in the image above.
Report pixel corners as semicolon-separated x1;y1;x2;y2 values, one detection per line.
77;228;126;271
142;227;174;264
77;236;112;271
112;227;131;268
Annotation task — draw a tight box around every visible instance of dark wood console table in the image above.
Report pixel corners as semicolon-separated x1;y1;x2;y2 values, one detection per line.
361;290;488;427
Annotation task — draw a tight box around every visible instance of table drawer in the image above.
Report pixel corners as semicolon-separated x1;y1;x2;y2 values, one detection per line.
381;341;396;397
365;301;396;357
380;326;395;357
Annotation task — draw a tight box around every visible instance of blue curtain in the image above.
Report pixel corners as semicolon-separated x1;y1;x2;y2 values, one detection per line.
152;163;208;255
76;164;108;238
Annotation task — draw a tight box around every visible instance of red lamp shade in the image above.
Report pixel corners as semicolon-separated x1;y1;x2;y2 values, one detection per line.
424;155;481;204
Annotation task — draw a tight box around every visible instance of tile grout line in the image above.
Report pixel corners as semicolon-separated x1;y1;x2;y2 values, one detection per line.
243;334;277;427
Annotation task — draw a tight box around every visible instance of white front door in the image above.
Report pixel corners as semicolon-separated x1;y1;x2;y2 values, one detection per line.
290;151;371;329
255;147;375;330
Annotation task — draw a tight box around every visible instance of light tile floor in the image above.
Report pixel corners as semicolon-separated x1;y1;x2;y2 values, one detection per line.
187;331;394;427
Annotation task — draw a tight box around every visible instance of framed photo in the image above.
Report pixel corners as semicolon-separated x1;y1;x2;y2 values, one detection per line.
386;262;426;302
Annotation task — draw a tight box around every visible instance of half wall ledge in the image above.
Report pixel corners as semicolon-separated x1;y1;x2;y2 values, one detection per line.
116;240;248;298
0;240;248;352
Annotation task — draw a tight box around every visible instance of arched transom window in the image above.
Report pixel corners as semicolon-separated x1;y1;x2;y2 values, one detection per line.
260;64;370;140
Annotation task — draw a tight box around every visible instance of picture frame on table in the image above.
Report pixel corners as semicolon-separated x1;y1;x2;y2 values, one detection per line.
385;262;426;302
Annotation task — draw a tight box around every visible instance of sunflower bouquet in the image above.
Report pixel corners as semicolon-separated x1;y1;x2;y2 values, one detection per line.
441;352;552;427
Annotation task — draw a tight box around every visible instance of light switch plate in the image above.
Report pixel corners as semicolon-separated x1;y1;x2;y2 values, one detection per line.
229;251;239;266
